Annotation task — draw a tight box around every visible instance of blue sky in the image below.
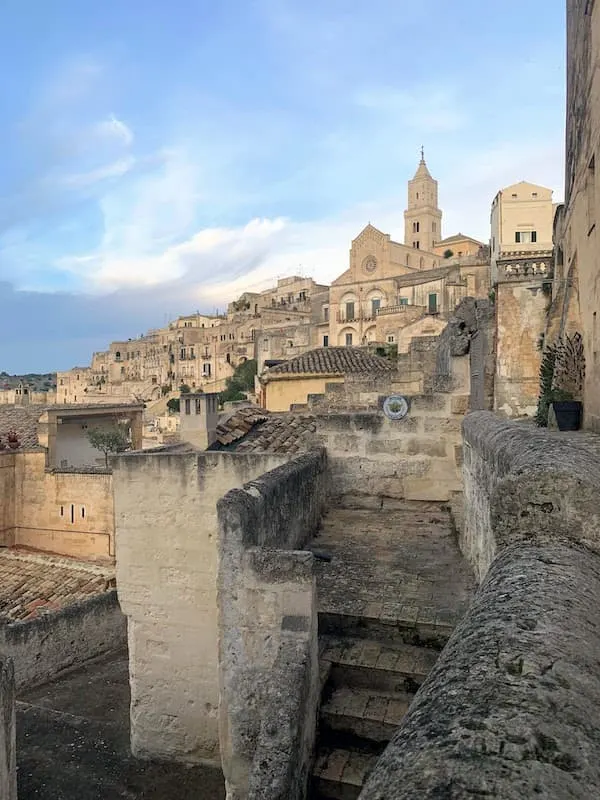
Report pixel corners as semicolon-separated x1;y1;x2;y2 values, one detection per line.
0;0;565;372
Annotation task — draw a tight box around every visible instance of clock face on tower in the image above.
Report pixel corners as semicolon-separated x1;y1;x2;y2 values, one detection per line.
363;255;377;274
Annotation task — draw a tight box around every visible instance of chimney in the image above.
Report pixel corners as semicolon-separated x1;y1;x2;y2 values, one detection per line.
179;392;219;450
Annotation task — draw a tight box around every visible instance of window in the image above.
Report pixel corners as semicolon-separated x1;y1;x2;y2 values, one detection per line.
399;297;409;306
60;379;64;386
60;505;64;517
203;363;211;377
406;254;410;266
323;335;329;347
81;507;85;519
226;353;231;364
195;398;202;414
345;333;353;346
70;505;75;524
345;301;355;320
515;231;537;244
416;192;419;200
185;398;191;415
511;193;518;198
263;338;269;351
413;221;420;233
288;340;294;348
428;293;438;314
323;306;329;322
413;241;420;249
387;335;396;343
371;298;381;315
180;348;186;360
532;192;538;198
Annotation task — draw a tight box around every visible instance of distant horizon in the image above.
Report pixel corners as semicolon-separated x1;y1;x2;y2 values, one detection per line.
0;0;566;373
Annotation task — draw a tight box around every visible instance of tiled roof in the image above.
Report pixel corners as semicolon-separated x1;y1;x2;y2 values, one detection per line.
234;413;317;454
212;406;317;454
0;405;44;449
265;347;393;376
215;405;269;447
0;550;115;623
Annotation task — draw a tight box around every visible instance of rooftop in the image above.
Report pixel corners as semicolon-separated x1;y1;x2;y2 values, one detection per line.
0;405;43;448
264;347;393;377
212;406;317;454
0;550;115;622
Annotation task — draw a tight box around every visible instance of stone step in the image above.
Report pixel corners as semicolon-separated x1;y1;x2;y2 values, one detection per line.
312;746;379;800
321;636;438;694
318;609;454;650
320;685;412;745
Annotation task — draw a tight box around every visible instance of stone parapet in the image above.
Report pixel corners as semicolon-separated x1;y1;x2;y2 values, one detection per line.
217;451;327;800
462;411;600;580
360;540;600;799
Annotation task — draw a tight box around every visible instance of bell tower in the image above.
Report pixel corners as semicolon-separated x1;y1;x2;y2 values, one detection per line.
403;149;443;256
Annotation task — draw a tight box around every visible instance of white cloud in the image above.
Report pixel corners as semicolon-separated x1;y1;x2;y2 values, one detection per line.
94;114;134;147
60;156;135;188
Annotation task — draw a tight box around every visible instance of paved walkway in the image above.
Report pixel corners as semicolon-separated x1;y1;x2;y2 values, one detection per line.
312;503;475;632
17;649;226;800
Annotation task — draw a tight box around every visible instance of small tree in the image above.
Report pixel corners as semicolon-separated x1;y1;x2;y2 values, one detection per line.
167;397;180;413
179;383;191;394
443;249;454;259
87;426;130;467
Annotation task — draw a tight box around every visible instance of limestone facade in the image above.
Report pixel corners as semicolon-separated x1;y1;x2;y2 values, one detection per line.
559;0;600;431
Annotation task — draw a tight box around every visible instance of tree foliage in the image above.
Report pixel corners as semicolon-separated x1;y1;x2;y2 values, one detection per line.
219;359;257;405
443;249;454;259
87;425;130;466
167;397;180;413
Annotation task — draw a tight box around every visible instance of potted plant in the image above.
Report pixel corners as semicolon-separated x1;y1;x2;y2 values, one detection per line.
550;333;585;431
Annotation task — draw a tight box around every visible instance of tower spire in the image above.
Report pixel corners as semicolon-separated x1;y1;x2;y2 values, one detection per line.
420;145;425;162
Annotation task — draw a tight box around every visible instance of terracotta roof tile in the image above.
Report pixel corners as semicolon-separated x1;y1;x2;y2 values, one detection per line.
265;347;393;376
0;550;115;623
0;405;44;450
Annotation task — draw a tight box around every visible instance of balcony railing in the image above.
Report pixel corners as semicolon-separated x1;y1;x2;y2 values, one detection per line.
376;304;427;317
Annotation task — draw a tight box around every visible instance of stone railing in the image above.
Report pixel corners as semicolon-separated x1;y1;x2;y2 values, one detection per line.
217;451;327;800
496;251;554;283
376;304;427;317
360;412;600;798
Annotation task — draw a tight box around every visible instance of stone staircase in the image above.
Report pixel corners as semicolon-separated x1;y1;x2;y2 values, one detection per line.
311;624;449;799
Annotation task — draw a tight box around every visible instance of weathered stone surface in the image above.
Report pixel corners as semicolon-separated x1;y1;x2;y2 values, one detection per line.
0;656;16;800
217;451;326;800
462;411;600;580
360;541;600;799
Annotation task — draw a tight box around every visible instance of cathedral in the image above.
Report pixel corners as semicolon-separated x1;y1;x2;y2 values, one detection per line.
327;153;488;348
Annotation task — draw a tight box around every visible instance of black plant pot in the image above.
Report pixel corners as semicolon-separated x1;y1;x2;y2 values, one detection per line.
552;400;582;431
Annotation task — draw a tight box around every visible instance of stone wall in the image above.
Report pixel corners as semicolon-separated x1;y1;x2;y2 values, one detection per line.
217;451;327;800
461;412;600;581
0;450;114;560
495;280;547;417
360;412;600;798
112;449;288;765
0;591;125;690
361;540;600;799
0;454;15;547
315;385;468;507
0;657;16;800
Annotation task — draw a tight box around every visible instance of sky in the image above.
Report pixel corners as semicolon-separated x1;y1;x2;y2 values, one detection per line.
0;0;566;373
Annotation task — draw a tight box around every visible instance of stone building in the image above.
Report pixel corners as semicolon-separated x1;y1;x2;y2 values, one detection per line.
489;181;556;416
258;347;393;412
555;0;600;431
0;403;142;560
